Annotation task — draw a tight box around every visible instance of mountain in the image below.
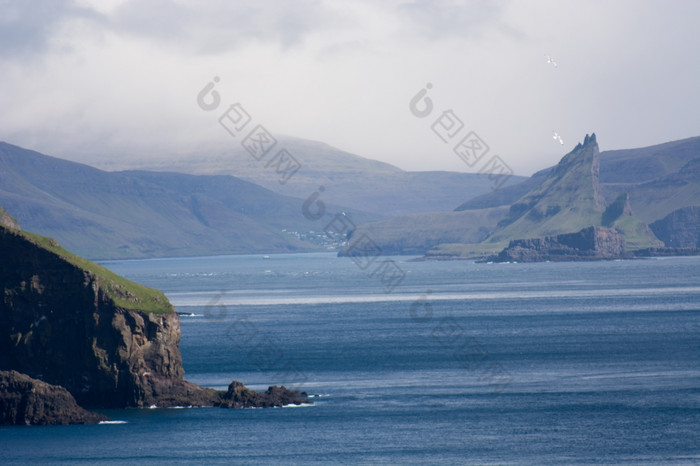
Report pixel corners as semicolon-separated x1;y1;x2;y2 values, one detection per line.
355;134;671;257
457;135;700;221
349;206;509;256
0;141;381;259
649;206;700;248
484;134;607;244
71;137;526;216
455;167;553;211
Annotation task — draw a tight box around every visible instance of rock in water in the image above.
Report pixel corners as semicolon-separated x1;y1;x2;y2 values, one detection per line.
215;381;309;409
0;370;108;425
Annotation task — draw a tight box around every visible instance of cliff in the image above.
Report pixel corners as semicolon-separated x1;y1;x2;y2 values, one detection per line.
486;134;607;244
426;134;663;258
0;221;201;408
0;214;308;420
0;370;108;425
487;226;627;263
649;206;700;248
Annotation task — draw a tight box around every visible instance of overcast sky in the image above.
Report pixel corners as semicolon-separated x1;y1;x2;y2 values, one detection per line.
1;0;698;175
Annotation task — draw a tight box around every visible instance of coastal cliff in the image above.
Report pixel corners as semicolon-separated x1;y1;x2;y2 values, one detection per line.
649;206;700;248
0;208;308;423
487;226;627;262
0;370;108;425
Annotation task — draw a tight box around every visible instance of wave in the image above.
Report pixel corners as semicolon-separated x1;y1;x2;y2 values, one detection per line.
282;403;314;408
99;420;128;424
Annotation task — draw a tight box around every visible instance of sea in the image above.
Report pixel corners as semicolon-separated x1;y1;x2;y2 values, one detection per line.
1;252;699;464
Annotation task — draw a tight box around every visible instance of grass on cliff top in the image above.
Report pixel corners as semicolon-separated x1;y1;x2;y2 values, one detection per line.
20;230;173;314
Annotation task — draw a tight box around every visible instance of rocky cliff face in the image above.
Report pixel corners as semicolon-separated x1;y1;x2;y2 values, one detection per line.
0;370;108;425
0;220;309;412
649;206;700;248
488;226;627;262
0;223;214;408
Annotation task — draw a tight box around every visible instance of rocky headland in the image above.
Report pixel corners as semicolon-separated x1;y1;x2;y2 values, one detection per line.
485;226;628;263
0;370;109;425
0;209;308;425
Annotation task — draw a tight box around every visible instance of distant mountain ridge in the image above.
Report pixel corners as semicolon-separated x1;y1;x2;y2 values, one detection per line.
457;135;700;217
355;134;696;257
0;142;381;259
70;136;527;216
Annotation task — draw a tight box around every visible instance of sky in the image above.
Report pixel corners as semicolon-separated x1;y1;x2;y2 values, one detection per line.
1;0;699;176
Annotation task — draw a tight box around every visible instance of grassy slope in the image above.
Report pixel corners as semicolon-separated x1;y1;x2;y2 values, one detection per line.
353;206;509;254
625;158;700;224
454;136;700;222
17;228;172;314
484;137;604;244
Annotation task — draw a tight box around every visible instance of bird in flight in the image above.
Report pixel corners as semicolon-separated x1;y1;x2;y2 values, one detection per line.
552;131;564;145
545;54;558;68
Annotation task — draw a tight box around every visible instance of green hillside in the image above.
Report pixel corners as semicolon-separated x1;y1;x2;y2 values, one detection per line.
358;134;675;258
485;134;606;244
455;135;700;223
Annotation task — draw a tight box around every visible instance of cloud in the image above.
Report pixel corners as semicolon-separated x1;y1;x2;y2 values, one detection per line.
0;0;97;58
0;0;698;176
397;0;505;39
100;0;340;55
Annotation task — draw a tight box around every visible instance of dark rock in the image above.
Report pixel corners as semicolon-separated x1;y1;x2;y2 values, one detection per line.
487;226;628;262
0;219;310;411
0;370;108;425
632;247;700;257
215;381;309;409
0;223;204;408
649;206;700;248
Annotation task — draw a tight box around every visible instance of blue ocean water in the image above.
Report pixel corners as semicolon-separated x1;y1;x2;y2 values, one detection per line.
1;253;699;464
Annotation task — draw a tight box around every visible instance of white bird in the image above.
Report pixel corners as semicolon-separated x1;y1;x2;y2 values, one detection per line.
545;54;558;68
552;131;564;145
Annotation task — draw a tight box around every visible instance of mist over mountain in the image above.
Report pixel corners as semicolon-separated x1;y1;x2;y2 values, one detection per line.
70;136;526;217
0;142;380;259
2;133;697;260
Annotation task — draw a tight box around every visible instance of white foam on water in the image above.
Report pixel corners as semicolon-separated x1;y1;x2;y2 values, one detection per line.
167;286;700;308
282;403;314;408
99;420;128;424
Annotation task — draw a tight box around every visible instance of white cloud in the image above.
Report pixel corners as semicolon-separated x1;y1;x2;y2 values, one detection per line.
1;0;699;175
